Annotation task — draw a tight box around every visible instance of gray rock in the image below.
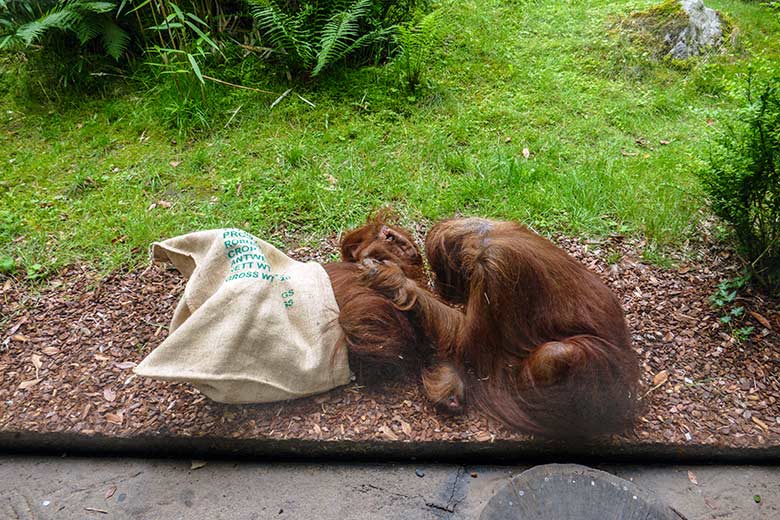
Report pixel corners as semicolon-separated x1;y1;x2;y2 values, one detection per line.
667;0;723;59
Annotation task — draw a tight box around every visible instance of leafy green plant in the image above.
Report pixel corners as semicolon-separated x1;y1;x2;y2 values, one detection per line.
141;1;222;85
699;72;780;292
25;262;47;281
1;1;251;101
134;1;234;133
247;0;415;78
733;324;756;342
0;209;22;243
711;276;743;308
0;256;15;274
0;1;135;94
710;274;755;343
0;0;130;59
394;8;438;91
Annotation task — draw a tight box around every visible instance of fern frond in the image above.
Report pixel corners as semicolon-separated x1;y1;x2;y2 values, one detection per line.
73;13;105;44
100;16;129;59
249;0;427;78
0;34;15;49
3;0;132;60
312;0;352;30
396;10;439;56
312;0;372;76
10;1;118;45
76;2;117;14
343;25;394;54
16;10;74;44
250;0;314;66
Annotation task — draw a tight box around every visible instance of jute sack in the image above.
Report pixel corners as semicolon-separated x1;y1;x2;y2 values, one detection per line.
134;228;351;403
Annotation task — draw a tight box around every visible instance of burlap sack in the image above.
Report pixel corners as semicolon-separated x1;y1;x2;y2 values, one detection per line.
134;228;351;403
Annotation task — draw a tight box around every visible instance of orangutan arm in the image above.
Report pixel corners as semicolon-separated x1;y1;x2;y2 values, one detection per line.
359;258;466;357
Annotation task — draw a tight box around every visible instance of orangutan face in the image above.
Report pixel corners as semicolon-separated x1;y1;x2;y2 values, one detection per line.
340;220;425;284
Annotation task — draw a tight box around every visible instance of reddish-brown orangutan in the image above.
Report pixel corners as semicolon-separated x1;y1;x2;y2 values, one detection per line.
361;217;641;438
324;215;427;373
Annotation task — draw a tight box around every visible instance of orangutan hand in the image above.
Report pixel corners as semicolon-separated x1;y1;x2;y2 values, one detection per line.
359;258;418;311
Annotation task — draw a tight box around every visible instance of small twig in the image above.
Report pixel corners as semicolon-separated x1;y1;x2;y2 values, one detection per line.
270;88;293;109
84;507;109;514
201;74;277;95
88;72;130;79
139;263;154;278
224;105;243;129
640;381;666;400
237;43;275;55
296;93;316;107
750;242;773;269
141;318;168;328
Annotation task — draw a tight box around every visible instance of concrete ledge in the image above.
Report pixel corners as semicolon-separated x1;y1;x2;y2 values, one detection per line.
2;431;779;464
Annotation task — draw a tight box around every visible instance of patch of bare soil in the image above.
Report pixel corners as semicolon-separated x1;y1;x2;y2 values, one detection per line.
1;232;779;447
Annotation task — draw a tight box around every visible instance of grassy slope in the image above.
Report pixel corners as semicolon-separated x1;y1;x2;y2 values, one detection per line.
1;0;779;275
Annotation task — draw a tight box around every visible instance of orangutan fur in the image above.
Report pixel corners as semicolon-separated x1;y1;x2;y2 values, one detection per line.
323;215;427;375
422;363;465;413
361;217;641;438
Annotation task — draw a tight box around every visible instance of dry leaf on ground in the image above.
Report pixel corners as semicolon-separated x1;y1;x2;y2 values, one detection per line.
749;311;772;330
380;425;399;441
105;412;123;425
653;370;669;386
18;379;40;390
103;388;116;402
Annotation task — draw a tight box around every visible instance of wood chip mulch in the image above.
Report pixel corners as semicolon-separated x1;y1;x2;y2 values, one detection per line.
1;232;779;448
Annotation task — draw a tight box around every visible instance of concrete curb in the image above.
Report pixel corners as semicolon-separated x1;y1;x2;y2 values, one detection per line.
2;431;779;463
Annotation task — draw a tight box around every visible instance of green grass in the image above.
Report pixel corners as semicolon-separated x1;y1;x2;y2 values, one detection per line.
1;0;779;277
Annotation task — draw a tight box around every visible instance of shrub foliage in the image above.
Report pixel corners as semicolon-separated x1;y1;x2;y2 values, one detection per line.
248;0;426;78
700;74;780;292
1;0;428;88
0;1;130;59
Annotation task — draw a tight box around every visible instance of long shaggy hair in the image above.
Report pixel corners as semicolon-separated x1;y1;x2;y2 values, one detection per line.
364;217;641;438
324;213;427;378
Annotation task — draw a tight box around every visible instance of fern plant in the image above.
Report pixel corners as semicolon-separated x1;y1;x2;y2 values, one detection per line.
248;0;400;78
394;8;438;91
0;0;130;59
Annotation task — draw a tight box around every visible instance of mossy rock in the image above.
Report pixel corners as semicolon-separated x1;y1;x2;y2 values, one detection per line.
615;0;734;62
